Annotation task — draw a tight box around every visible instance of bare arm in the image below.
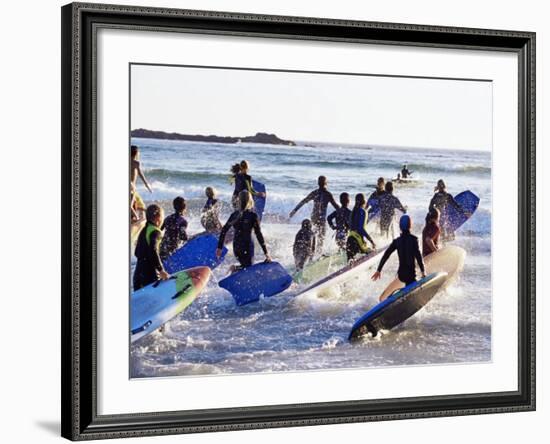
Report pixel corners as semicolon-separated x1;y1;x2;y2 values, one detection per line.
137;163;152;193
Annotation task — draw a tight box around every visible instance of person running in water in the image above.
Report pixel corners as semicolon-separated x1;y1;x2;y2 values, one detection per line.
367;177;386;218
293;219;316;271
130;145;152;221
422;208;441;257
429;179;464;241
230;160;266;210
401;164;412;179
200;186;222;233
327;192;351;251
378;181;407;238
346;193;376;262
216;190;271;270
372;214;425;287
133;204;169;290
289;176;340;252
159;196;188;260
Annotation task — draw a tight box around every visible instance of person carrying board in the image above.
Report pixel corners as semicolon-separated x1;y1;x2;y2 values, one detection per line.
216;190;271;271
429;179;464;241
133;204;170;291
289;175;340;252
230;160;266;210
372;214;425;287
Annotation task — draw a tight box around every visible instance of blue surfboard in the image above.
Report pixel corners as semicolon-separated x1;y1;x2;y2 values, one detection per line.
163;234;228;274
252;180;266;221
219;261;292;306
442;190;480;233
349;272;448;340
367;195;381;219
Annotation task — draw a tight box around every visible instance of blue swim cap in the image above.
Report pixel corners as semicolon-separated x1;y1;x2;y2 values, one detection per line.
399;214;411;231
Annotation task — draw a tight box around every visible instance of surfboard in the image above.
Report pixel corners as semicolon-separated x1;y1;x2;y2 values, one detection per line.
130;218;146;250
130;266;212;343
441;190;480;233
219;261;292;306
293;251;347;284
252;180;266;221
163;234;228;275
296;246;387;298
378;245;466;301
367;196;381;219
349;271;448;340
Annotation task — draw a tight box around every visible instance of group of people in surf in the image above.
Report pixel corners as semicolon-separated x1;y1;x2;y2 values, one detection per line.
130;143;466;292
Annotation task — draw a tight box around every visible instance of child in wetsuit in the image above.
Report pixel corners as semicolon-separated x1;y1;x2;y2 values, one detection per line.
130;145;152;221
133;204;170;290
289;175;340;253
372;215;426;287
293;219;316;271
230;160;266;210
327;192;351;251
422;208;441;257
216;190;271;270
159;196;188;260
200;186;222;233
367;177;386;218
378;181;407;238
346;193;376;262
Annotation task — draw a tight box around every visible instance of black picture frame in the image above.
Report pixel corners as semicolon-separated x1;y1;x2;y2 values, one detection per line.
61;2;536;440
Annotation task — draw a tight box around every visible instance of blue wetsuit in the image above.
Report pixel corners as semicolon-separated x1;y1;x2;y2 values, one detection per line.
346;207;374;261
327;207;351;249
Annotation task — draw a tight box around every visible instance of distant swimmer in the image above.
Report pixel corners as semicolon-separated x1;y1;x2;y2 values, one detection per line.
372;215;425;287
159;196;188;261
401;164;412;179
422;208;441;257
230;160;266;210
327;192;351;251
289;175;340;252
130;145;153;221
429;179;466;241
346;193;376;262
378;181;407;238
217;190;271;271
367;177;386;217
293;219;316;271
133;204;169;291
200;186;222;233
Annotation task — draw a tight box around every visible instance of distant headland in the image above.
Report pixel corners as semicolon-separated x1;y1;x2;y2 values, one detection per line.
131;128;296;146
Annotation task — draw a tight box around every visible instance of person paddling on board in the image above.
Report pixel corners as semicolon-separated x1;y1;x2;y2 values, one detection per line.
130;145;153;221
217;190;271;271
378;181;407;238
200;186;222;233
422;208;441;257
159;196;188;261
293;219;316;271
230;160;266;210
346;193;376;262
429;179;466;241
372;215;426;289
289;176;340;252
401;164;412;179
327;192;351;251
133;204;170;291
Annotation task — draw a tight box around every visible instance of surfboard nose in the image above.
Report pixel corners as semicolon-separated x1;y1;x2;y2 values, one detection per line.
186;266;212;289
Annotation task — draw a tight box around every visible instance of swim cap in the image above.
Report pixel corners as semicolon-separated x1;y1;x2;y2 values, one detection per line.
399;214;411;231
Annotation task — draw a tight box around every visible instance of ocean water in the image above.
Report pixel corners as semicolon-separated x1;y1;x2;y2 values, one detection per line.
130;137;492;378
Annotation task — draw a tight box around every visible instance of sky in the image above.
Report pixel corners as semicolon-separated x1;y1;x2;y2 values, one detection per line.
131;64;492;151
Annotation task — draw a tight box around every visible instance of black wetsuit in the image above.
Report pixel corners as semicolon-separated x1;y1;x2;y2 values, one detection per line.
232;173;257;208
376;231;425;286
379;193;406;237
291;187;339;250
346;207;375;261
218;209;267;268
293;226;316;270
429;191;462;240
133;223;165;291
327;207;351;250
401;167;411;178
159;213;188;260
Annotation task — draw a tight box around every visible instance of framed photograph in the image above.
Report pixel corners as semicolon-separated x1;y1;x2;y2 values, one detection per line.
61;2;535;440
